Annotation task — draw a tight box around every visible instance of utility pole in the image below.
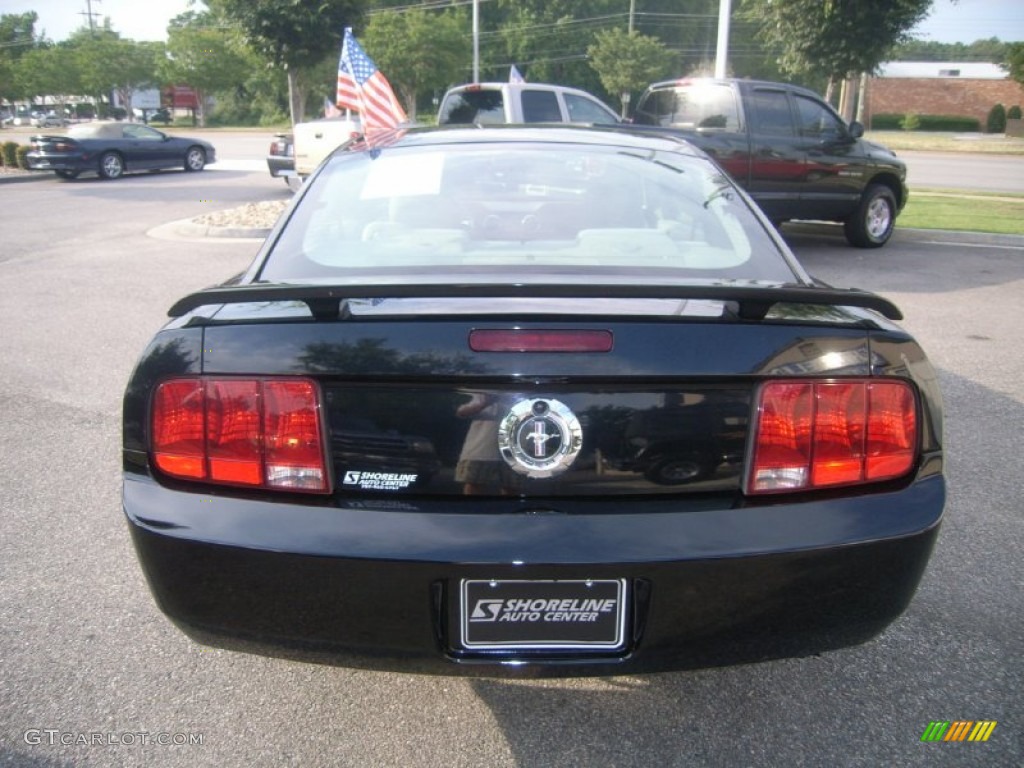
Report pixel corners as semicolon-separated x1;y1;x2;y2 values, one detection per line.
79;0;101;36
629;0;635;34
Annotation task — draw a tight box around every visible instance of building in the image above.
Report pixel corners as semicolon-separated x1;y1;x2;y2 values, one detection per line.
865;61;1024;128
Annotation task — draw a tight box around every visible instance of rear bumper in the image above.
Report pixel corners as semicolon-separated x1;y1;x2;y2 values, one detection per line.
25;152;87;172
124;472;943;674
266;156;295;178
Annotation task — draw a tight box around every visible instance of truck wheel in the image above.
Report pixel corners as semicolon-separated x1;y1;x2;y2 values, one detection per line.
844;184;896;248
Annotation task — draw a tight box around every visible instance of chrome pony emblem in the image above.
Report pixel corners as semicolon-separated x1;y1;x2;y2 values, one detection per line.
498;399;583;478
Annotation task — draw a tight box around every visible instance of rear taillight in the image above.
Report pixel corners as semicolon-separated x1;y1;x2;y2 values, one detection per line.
152;377;329;493
747;379;917;494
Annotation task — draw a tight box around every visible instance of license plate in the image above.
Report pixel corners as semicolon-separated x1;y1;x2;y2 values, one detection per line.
459;579;627;651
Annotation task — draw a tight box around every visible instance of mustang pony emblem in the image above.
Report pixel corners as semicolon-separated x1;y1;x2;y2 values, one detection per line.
498;399;583;478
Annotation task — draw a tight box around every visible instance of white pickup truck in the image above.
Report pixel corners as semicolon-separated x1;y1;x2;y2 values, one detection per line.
268;116;361;186
437;83;620;125
293;116;361;177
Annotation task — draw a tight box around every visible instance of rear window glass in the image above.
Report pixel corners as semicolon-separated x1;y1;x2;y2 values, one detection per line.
438;90;505;125
521;90;562;122
634;84;741;131
259;140;795;284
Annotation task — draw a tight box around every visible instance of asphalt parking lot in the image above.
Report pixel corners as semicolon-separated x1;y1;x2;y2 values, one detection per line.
1;157;1021;767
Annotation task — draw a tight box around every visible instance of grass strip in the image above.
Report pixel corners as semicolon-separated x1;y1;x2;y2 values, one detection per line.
900;188;1024;234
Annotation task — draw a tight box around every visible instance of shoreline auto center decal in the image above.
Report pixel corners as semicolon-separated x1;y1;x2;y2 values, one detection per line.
460;579;627;650
342;471;418;491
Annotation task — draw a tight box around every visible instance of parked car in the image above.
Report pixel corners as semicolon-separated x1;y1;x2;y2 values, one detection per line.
31;111;66;128
438;82;621;126
628;78;908;247
266;131;295;182
123;125;944;674
134;107;173;125
26;122;215;180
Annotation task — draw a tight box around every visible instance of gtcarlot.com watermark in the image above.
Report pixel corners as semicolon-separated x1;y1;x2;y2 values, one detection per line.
24;729;204;747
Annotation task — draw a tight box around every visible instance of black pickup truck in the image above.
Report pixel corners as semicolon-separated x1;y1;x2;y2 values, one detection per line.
630;78;908;248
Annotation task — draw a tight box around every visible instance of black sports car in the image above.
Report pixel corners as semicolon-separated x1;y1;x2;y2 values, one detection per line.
123;126;944;674
27;121;215;180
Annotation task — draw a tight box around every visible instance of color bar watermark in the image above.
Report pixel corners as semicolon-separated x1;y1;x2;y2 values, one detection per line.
921;721;997;742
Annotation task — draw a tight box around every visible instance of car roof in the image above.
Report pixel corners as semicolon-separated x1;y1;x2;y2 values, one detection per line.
68;122;124;139
345;124;707;158
643;77;824;100
448;82;596;93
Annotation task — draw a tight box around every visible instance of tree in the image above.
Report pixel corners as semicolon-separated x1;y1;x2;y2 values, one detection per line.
742;0;932;82
1006;43;1024;86
894;37;1007;63
0;12;40;108
495;0;621;96
362;8;469;120
205;0;365;125
14;43;82;114
588;29;672;117
68;23;143;116
75;36;161;120
160;11;253;126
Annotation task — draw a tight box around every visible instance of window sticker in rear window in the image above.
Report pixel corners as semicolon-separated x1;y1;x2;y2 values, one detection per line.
361;153;444;199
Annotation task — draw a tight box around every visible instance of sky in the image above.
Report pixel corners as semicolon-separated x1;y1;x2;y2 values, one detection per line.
4;0;1024;45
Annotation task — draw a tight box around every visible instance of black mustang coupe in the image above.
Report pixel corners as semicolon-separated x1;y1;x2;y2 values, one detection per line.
123;125;944;674
27;121;215;180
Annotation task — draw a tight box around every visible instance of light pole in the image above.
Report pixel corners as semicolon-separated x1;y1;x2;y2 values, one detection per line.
473;0;480;83
714;0;731;78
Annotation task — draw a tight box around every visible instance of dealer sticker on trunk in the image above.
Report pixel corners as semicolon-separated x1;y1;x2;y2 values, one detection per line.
460;579;627;651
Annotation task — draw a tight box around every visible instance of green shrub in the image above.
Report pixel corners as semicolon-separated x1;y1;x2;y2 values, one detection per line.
16;145;31;169
1008;105;1022;120
919;114;981;131
2;141;19;167
986;103;1006;133
900;112;921;131
871;113;980;132
870;113;902;130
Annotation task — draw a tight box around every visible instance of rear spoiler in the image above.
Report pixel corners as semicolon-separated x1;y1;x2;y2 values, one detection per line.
168;283;902;322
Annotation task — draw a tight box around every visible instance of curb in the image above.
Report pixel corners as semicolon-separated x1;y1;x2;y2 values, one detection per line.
0;171;48;185
783;221;1024;248
898;227;1024;247
147;218;270;242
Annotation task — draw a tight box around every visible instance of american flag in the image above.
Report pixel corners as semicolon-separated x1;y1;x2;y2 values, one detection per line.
336;27;407;134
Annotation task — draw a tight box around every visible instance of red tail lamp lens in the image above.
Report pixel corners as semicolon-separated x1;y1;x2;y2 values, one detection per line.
206;380;261;486
749;379;917;494
152;377;328;493
152;379;206;480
